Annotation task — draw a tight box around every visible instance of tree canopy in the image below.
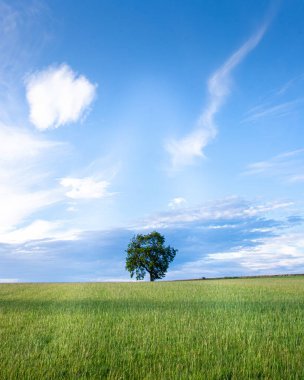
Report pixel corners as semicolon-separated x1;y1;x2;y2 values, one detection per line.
125;231;177;281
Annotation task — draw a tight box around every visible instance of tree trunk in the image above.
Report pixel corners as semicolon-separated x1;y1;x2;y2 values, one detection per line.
149;272;154;282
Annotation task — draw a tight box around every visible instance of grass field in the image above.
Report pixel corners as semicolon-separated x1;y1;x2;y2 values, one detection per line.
0;278;304;379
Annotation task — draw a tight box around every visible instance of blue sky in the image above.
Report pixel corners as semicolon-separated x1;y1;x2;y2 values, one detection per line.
0;0;304;282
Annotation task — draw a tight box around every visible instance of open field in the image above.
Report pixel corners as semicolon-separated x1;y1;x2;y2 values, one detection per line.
0;278;304;379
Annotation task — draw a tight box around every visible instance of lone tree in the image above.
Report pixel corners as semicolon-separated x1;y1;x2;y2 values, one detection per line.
125;231;177;282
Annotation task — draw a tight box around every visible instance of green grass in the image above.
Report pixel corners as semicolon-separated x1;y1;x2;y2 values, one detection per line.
0;278;304;379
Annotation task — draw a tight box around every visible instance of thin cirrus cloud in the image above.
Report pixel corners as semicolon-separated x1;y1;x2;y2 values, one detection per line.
166;23;268;168
25;64;96;130
244;149;304;183
60;177;111;200
242;98;304;123
241;74;304;124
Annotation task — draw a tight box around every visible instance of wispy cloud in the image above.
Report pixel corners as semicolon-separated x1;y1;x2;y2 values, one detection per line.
207;231;304;272
0;219;80;244
244;149;304;183
276;74;304;96
139;197;292;230
0;123;115;243
25;64;96;130
242;71;304;124
166;229;304;279
0;123;58;161
60;177;112;200
242;98;304;123
166;23;268;168
168;197;187;210
0;123;64;234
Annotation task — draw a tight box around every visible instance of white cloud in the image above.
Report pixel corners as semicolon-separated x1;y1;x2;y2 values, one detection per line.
139;197;292;230
0;188;60;234
0;219;80;244
242;201;293;217
26;64;96;130
165;225;304;279
0;124;116;243
168;197;187;209
0;220;58;244
207;224;238;230
60;176;111;199
166;130;207;167
0;123;58;161
0;124;63;235
166;24;268;168
208;232;304;271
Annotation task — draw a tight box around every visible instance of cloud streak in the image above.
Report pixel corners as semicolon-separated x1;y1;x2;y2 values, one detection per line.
242;98;304;123
166;23;268;168
244;149;304;183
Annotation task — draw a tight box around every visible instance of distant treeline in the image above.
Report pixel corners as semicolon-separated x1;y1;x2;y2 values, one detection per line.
171;273;304;282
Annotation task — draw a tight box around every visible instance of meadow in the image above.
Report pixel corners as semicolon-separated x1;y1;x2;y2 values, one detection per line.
0;277;303;379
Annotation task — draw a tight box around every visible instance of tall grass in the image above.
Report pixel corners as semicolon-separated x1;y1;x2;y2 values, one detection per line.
0;278;303;379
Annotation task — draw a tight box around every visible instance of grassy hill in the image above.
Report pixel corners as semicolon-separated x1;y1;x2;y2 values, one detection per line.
0;277;304;379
